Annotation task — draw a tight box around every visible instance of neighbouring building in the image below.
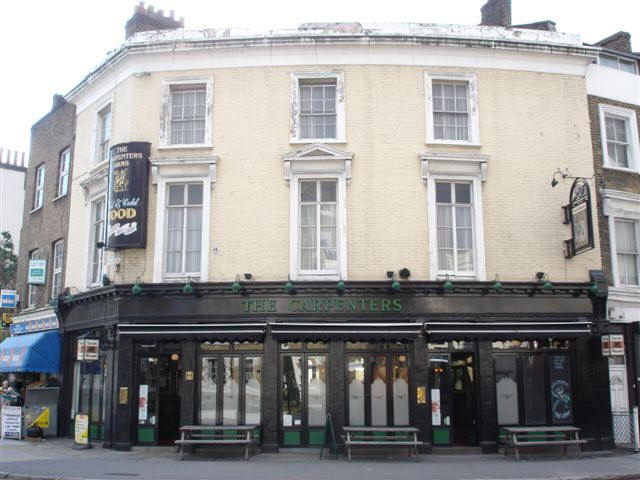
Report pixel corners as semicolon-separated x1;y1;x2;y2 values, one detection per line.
586;30;640;449
27;0;620;453
0;95;76;379
0;148;27;255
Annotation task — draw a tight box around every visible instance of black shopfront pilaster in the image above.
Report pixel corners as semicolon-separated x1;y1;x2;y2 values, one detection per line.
262;334;279;452
412;336;432;453
477;340;498;453
114;335;134;451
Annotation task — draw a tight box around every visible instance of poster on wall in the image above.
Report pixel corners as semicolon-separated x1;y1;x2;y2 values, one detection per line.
138;384;149;421
549;355;573;424
2;406;22;439
106;142;151;249
610;335;625;356
84;340;99;361
431;389;441;426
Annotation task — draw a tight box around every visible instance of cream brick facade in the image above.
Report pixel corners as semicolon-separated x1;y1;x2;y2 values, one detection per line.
64;30;601;291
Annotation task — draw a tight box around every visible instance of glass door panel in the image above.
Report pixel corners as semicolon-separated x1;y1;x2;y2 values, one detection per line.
223;356;241;425
370;356;387;426
347;356;365;426
137;356;158;444
282;355;303;428
307;355;327;426
392;355;410;425
245;356;262;425
200;357;217;424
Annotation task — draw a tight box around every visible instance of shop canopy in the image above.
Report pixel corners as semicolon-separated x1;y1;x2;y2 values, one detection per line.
424;320;592;340
270;322;423;342
0;330;61;373
118;323;267;342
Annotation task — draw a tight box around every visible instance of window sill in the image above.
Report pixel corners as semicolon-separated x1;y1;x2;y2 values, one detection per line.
163;274;202;282
157;144;213;151
29;205;43;214
290;139;346;145
295;273;342;281
434;274;477;281
602;164;640;175
426;140;482;147
52;193;68;203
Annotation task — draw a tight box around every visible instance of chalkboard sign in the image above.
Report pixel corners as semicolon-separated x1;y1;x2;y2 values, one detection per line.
549;355;573;424
319;413;338;460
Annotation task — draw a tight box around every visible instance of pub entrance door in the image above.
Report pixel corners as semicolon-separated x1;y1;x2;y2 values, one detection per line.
136;346;182;445
429;352;478;446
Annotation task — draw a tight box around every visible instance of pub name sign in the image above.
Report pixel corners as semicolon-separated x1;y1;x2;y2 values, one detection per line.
106;142;151;249
563;178;594;258
241;297;403;314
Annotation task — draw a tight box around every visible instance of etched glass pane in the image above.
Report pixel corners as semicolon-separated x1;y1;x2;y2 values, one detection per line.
200;357;217;424
393;355;410;425
307;355;327;426
347;356;365;426
245;356;262;424
370;356;387;426
222;356;240;425
495;355;519;425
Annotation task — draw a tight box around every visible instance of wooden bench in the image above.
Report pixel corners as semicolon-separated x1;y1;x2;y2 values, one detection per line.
503;426;587;461
343;426;423;462
174;425;258;460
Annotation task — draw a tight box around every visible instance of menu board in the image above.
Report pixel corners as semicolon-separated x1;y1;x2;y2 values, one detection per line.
2;406;22;439
549;355;573;424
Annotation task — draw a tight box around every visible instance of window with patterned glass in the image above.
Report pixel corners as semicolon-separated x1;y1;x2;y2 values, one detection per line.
170;86;206;145
432;81;469;141
165;183;203;276
299;80;337;140
435;181;474;275
299;180;338;273
615;219;640;286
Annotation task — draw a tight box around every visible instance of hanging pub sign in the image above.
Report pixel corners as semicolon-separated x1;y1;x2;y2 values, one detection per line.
106;142;151;249
563;178;594;258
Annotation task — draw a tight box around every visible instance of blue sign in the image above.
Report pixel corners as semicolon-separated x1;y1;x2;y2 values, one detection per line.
10;316;58;336
1;290;17;308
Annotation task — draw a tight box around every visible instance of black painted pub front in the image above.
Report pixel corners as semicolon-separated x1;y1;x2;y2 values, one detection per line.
58;274;614;453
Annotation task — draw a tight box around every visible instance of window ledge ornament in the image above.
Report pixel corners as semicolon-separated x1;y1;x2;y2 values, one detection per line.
150;156;219;185
283;143;353;185
602;189;640;220
419;151;489;184
80;164;109;203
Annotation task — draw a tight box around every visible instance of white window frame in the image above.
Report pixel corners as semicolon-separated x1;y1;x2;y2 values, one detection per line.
56;148;71;198
284;144;351;281
159;77;213;149
51;239;64;299
33;164;45;211
603;189;640;290
420;152;488;281
598;54;638;74
27;249;39;308
598;104;640;173
425;73;480;146
86;195;106;288
151;157;216;282
94;102;112;166
290;72;346;144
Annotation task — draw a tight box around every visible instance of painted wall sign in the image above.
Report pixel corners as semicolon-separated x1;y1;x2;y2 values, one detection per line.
563;178;594;258
1;406;22;439
241;297;403;314
1;290;17;308
106;142;151;249
28;259;47;284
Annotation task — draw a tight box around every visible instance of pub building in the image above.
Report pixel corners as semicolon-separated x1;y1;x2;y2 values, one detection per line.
58;274;614;452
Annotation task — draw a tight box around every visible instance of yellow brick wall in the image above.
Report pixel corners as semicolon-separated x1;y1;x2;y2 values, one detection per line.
65;65;600;289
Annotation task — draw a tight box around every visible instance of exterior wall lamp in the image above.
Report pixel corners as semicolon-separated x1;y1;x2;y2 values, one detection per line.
182;276;194;295
132;277;142;295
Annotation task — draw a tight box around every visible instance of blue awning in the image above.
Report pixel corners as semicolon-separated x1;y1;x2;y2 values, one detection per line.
0;330;60;373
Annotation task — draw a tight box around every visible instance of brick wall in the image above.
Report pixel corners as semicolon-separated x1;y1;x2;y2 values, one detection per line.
16;100;76;310
588;95;640;285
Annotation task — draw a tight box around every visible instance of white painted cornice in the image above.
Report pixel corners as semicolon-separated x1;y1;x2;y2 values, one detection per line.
150;156;219;185
602;189;640;220
283;143;353;184
419;151;490;183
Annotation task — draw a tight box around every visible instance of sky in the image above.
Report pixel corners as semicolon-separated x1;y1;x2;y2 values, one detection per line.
0;0;638;158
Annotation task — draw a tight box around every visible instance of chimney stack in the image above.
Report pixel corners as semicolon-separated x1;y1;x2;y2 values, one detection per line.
125;2;184;40
595;31;632;53
480;0;511;27
52;94;66;111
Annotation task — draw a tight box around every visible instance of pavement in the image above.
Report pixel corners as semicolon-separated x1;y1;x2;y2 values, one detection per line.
0;438;638;480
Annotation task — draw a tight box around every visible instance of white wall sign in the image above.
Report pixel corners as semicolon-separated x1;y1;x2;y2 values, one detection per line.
28;259;47;284
2;406;22;439
77;339;85;361
431;388;441;426
610;335;625;356
84;339;99;361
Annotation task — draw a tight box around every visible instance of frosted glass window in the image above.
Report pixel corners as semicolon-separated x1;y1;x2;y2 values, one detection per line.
300;180;337;272
370;356;387;426
222;357;240;425
436;182;474;274
347;356;365;426
300;82;337;139
165;183;203;275
170;87;206;145
245;357;262;425
393;355;410;425
200;357;217;424
432;82;469;141
307;355;327;426
495;355;519;425
615;219;639;285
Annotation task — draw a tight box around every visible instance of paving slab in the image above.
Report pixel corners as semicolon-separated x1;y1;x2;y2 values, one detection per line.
0;438;638;480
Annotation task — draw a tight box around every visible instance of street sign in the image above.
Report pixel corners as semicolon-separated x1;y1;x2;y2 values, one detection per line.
1;290;17;308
